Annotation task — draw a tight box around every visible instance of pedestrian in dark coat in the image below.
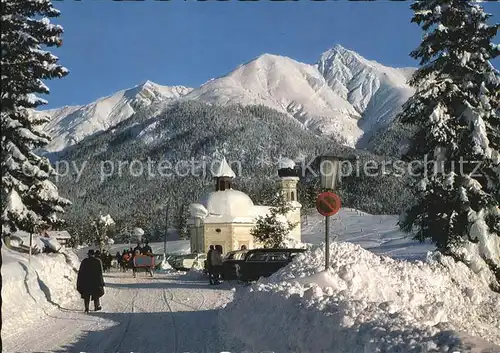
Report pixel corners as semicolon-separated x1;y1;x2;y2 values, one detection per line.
133;242;143;255
211;245;223;284
207;245;215;285
116;251;122;269
77;249;105;313
142;240;152;255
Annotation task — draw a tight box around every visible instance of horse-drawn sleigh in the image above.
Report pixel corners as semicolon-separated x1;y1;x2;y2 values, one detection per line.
132;254;155;277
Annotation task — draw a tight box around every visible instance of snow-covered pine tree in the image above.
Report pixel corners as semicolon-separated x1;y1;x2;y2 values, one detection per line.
250;192;298;249
398;0;500;291
1;0;70;237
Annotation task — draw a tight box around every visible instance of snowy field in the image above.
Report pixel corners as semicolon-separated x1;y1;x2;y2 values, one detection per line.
302;207;435;261
3;208;500;352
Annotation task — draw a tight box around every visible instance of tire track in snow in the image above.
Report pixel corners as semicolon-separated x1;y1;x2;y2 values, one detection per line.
161;287;179;352
168;284;206;311
111;287;139;353
96;272;140;353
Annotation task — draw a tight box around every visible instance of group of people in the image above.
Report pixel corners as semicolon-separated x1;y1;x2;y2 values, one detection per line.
76;240;155;312
116;240;153;272
116;241;154;277
99;250;113;272
206;245;223;285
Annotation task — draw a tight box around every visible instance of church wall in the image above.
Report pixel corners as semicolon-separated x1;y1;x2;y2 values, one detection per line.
287;208;302;243
188;225;205;253
202;223;233;253
231;224;259;251
197;223;263;254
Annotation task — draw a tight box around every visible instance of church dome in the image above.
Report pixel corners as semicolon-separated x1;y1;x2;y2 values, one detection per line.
201;189;255;218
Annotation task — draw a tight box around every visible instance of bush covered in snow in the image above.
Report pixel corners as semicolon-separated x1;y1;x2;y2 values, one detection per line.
220;242;500;352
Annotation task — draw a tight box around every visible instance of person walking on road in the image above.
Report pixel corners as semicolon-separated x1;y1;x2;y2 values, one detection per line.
116;251;122;270
210;245;223;285
207;245;215;285
77;249;105;313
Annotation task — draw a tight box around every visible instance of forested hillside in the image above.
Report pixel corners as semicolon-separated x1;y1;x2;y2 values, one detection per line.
54;101;411;243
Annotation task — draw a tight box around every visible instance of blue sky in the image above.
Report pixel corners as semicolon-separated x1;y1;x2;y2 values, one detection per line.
44;1;499;109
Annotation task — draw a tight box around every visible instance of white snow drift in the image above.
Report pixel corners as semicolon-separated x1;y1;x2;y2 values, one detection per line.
220;242;500;353
1;246;81;340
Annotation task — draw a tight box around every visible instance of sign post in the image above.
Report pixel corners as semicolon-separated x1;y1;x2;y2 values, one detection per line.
316;191;341;270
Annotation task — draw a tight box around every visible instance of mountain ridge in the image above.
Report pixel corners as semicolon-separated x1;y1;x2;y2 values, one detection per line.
38;81;192;153
39;44;416;153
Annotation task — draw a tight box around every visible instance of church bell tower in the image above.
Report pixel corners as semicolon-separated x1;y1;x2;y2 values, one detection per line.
277;159;300;202
213;157;236;191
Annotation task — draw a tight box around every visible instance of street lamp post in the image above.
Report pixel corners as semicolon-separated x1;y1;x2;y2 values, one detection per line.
194;217;201;253
319;155;342;270
29;231;33;264
164;204;169;256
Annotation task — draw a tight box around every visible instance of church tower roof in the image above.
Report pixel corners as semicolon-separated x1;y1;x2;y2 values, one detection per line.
213;157;236;178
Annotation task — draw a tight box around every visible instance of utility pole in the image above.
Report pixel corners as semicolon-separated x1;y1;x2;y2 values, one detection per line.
29;232;33;264
325;214;330;270
94;220;103;253
164;204;168;255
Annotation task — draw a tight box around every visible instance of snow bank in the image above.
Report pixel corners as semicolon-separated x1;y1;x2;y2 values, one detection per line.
156;255;178;274
1;247;81;337
161;257;173;270
39;236;62;252
220;242;500;353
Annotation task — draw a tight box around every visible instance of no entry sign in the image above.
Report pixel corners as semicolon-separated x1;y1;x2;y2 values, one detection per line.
316;192;341;217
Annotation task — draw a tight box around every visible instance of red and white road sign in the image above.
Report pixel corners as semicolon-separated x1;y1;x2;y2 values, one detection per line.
316;192;341;217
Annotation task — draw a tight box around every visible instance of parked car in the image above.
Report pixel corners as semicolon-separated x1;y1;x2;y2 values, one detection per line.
172;253;207;271
235;248;307;282
219;250;249;280
166;254;185;267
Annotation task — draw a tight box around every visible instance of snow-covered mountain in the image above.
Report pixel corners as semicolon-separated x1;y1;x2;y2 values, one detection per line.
184;45;415;147
182;53;363;146
317;45;415;133
40;45;415;152
39;81;192;152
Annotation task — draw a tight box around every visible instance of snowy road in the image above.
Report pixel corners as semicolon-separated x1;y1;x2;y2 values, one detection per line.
3;270;236;353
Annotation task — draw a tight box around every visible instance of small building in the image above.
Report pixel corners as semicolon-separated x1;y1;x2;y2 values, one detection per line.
46;230;72;246
188;157;301;254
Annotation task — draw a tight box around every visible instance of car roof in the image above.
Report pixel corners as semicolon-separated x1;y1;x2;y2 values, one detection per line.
246;248;306;253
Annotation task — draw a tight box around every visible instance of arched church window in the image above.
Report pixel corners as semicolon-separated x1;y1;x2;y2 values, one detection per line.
291;191;295;201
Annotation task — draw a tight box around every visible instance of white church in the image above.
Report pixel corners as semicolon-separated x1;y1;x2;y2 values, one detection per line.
188;157;302;254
